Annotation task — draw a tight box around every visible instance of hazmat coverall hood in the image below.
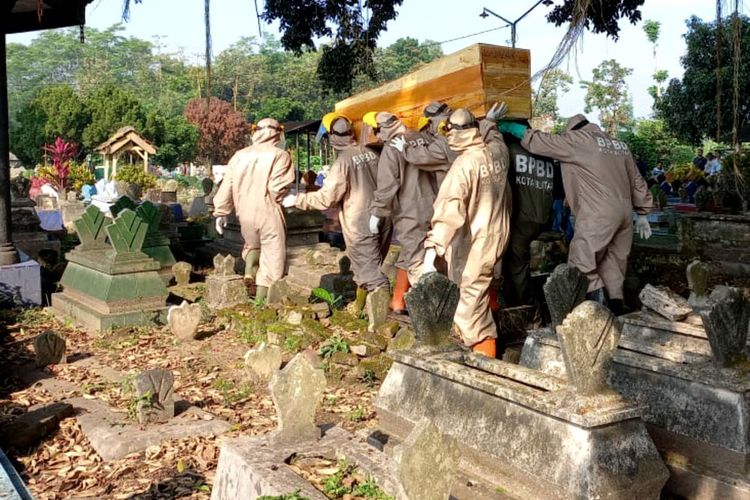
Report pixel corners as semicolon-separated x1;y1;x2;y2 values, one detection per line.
214;117;295;287
370;114;439;283
427;109;512;346
521;117;653;299
296;118;391;291
424;101;452;135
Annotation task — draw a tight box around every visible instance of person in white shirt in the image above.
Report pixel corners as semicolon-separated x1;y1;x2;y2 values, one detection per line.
707;152;723;176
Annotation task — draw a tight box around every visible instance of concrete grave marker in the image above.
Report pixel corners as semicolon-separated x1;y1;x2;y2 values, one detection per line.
172;261;192;286
268;352;326;444
543;264;588;327
556;301;621;396
167;301;202;341
366;287;390;333
33;331;66;367
244;343;283;382
213;254;235;277
267;279;292;305
205;254;247;309
687;260;711;309
109;195;138;218
639;284;693;321
106;209;148;255
404;272;459;348
73;205;110;250
392;418;460;500
700;286;750;366
134;369;175;424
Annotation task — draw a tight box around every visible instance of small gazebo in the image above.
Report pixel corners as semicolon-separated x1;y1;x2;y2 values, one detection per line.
95;126;157;180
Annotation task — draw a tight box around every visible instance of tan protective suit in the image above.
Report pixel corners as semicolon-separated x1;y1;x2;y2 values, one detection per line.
214;119;295;287
370;113;439;283
426;114;511;347
521;115;653;299
296;128;391;291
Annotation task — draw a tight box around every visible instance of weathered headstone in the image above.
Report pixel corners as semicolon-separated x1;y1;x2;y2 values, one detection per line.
33;331;66;367
403;272;459;348
639;284;693;321
205;254;247;309
268;352;326;444
700;286;750;366
366;287;390;333
556;301;621;396
543;264;588;327
109;195;138;218
267;279;292;305
167;301;202;341
172;262;192;286
134;369;175;424
244;343;283;382
687;260;711;310
392;418;460;500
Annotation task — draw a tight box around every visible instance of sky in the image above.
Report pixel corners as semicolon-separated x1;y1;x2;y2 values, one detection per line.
9;0;721;122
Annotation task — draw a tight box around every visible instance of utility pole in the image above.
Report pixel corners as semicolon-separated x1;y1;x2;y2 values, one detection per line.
479;1;550;48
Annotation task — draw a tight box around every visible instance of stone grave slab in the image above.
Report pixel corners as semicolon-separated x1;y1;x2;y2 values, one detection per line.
167;301;201;341
134;369;175;424
700;286;750;367
51;206;168;332
403;272;459;350
543;264;587;327
365;287;390;333
639;284;693;321
204;254;247;309
244;343;282;382
33;331;66;367
687;260;710;309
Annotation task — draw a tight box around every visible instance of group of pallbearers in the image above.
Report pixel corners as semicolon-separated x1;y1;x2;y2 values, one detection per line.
213;103;654;359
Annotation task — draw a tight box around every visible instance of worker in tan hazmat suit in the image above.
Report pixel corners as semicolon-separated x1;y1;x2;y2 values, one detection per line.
423;108;511;358
401;102;458;188
283;113;391;314
214;118;294;301
500;113;653;313
366;111;439;313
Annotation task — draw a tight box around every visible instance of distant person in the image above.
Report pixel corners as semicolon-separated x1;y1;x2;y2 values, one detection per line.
635;154;649;178
651;160;666;178
658;174;672;196
708;151;723;176
693;148;707;171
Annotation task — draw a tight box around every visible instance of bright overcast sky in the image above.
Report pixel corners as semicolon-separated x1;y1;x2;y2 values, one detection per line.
9;0;720;122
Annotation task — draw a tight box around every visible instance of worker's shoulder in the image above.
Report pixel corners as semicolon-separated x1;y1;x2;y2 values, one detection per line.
403;130;428;146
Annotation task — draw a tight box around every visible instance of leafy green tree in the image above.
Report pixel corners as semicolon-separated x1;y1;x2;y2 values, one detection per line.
581;59;633;135
9;103;47;166
533;69;573;120
151;116;200;169
83;84;148;149
545;0;645;39
374;38;443;84
619;119;693;168
659;15;750;145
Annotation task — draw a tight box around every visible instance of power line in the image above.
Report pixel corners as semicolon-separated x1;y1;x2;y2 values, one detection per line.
422;26;508;49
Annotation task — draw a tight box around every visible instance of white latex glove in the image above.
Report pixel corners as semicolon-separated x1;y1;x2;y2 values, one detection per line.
282;194;297;208
423;248;437;276
215;216;227;235
635;215;652;240
391;136;407;153
369;215;381;235
486;101;509;122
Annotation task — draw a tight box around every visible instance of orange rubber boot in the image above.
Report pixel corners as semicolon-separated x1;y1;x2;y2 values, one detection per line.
390;268;411;314
488;286;500;312
472;338;497;358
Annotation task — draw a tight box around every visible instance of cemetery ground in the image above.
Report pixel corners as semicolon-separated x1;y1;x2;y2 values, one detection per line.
0;287;397;499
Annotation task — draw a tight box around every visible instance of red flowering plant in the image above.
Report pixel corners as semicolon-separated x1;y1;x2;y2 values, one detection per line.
40;137;78;192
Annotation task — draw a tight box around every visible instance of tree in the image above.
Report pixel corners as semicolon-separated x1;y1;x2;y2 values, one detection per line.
184;97;248;165
659;15;750;145
619;119;693;168
82;84;148;149
581;59;633;136
545;0;645;39
533;69;573;120
151;116;200;169
374;38;443;84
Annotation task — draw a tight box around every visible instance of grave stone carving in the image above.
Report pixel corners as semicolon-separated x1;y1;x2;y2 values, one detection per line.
404;272;459;348
172;262;192;286
700;286;750;367
556;301;621;396
639;284;692;321
205;254;247;309
687;260;711;310
543;264;588;327
134;369;175;424
167;301;202;341
33;331;66;367
268;352;326;444
244;343;283;382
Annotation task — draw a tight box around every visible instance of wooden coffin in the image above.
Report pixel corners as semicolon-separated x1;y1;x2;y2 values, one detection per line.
335;43;531;134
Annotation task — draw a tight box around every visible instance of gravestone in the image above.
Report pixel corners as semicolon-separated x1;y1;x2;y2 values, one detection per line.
687;260;711;309
639;284;693;321
700;286;750;367
137;201;176;283
268;352;326;444
366;287;391;333
392;418;460;500
205;254;247;309
134;368;175;424
167;301;202;341
556;301;621;396
52;206;168;332
244;343;283;382
403;272;459;348
10;177;58;259
109;195;137;218
172;262;192;286
267;279;292;305
543;264;588;326
160;179;178;203
33;331;66;367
